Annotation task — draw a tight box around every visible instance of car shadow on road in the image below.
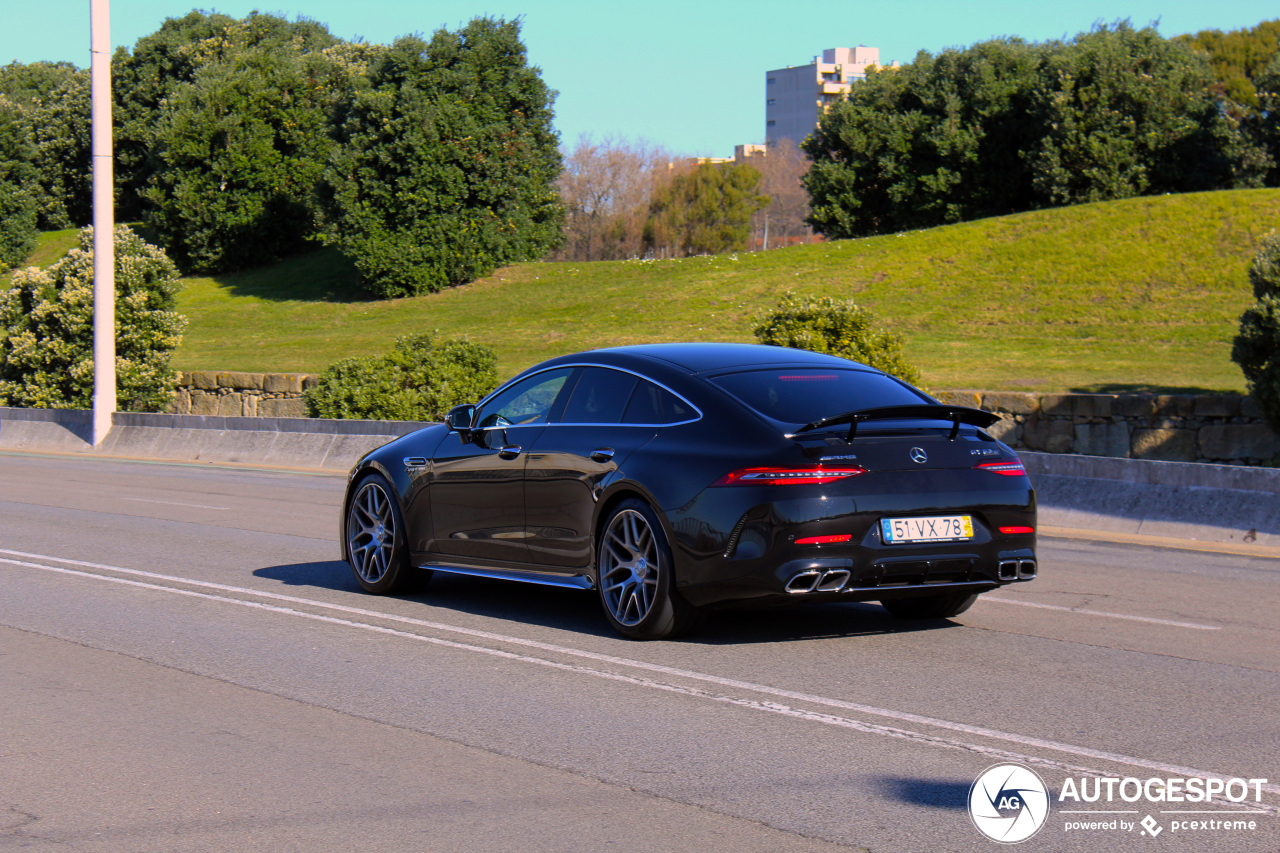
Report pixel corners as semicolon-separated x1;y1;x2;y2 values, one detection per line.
254;560;365;594
692;602;967;645
874;775;971;810
252;562;968;644
252;561;618;638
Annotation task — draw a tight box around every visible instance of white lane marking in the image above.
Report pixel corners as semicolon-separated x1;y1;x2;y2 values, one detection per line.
2;547;1276;801
981;596;1222;631
5;556;1279;818
121;498;229;510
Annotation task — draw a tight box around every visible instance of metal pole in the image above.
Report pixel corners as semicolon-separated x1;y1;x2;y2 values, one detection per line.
90;0;115;445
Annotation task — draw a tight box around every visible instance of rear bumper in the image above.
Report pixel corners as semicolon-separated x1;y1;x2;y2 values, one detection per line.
680;546;1036;608
668;473;1036;608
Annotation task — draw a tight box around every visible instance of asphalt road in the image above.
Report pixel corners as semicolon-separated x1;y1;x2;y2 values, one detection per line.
2;451;1278;852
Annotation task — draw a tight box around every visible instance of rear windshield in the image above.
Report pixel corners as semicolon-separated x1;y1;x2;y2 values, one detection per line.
709;368;930;425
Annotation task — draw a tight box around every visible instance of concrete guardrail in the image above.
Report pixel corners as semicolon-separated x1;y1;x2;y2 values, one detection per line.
2;406;1277;548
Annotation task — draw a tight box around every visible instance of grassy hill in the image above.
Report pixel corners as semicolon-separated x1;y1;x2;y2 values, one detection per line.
11;188;1280;392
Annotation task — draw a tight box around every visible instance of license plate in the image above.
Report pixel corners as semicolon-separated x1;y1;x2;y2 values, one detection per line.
881;515;973;544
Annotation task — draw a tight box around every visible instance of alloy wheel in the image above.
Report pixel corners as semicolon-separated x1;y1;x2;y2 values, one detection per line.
599;508;660;626
349;481;397;585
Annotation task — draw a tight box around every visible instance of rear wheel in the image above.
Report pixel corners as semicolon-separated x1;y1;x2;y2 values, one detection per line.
597;499;700;640
346;473;428;594
881;591;978;619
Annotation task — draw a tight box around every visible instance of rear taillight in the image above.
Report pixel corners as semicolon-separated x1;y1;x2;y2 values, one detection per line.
975;460;1026;476
998;526;1035;535
711;466;867;486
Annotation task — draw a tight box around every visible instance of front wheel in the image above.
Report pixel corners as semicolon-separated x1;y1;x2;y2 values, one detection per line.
346;473;428;594
596;499;700;640
880;591;978;620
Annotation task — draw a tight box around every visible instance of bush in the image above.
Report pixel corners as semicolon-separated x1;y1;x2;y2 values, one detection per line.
0;225;187;411
1232;230;1280;433
753;292;922;386
305;333;499;420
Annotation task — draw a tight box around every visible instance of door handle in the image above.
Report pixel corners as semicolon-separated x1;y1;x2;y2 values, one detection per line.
590;447;615;462
498;445;523;460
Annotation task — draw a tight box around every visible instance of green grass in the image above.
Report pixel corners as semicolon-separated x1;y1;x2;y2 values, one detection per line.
12;189;1280;391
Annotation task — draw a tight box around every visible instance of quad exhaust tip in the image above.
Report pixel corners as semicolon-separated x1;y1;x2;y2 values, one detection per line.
1001;558;1037;580
786;569;851;594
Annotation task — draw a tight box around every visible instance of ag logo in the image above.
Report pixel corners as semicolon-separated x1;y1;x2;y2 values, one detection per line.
968;763;1050;843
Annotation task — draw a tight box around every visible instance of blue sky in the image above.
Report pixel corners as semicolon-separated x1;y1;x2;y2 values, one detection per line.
4;1;1277;157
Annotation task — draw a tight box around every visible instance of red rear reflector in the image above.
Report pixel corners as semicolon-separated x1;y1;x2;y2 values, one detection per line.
999;526;1035;535
795;534;853;545
712;466;867;486
976;461;1026;476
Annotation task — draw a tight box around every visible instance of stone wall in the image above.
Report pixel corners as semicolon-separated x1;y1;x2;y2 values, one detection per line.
167;371;317;419
935;390;1278;466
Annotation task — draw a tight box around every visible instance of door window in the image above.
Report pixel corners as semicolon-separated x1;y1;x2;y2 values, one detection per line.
476;368;573;428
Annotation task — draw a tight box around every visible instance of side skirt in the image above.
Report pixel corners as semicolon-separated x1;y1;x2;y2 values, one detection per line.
419;561;595;591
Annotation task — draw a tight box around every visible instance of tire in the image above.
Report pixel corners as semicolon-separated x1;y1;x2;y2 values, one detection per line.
596;499;700;640
346;473;428;595
881;591;978;620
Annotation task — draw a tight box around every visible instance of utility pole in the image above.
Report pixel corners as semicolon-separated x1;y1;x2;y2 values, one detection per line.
90;0;115;445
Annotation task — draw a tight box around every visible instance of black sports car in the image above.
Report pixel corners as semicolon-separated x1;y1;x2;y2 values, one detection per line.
341;343;1036;639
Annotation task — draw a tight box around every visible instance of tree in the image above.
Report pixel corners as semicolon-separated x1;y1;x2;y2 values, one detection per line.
0;226;186;411
0;61;90;231
803;23;1267;239
112;11;339;221
747;138;814;249
551;134;676;261
0;96;38;269
804;37;1045;237
1232;231;1280;435
643;161;769;257
142;45;336;271
316;18;564;297
1174;20;1280;109
1253;54;1280;185
1029;23;1262;206
753;292;921;385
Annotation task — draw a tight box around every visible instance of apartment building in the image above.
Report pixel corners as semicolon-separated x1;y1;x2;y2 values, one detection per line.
765;46;897;146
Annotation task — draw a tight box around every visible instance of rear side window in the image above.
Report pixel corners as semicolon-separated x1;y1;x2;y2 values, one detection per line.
560;367;638;424
623;380;694;424
709;368;928;425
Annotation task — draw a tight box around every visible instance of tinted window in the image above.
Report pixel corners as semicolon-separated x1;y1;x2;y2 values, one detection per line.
709;368;928;425
560;367;637;424
623;380;694;425
476;368;573;428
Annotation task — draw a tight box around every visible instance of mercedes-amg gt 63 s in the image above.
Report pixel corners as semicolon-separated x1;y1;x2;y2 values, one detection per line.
340;343;1037;639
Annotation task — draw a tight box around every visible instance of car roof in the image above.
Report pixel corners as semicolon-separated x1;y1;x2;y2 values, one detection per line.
587;343;877;375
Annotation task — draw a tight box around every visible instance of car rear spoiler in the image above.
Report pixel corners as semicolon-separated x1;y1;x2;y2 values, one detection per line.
794;404;1001;441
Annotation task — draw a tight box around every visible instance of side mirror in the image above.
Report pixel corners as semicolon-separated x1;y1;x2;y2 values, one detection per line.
444;404;475;434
